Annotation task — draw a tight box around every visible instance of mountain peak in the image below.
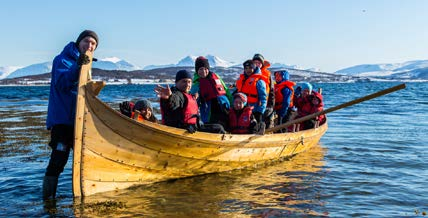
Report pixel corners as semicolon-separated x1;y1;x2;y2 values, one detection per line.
100;57;122;63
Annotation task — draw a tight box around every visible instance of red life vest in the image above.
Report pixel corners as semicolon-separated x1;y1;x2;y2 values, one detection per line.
236;74;269;104
199;72;226;101
229;106;253;134
274;80;295;110
182;92;198;125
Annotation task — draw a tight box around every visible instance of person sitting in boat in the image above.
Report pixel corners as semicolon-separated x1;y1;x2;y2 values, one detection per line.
235;60;268;124
252;53;275;129
119;99;158;123
273;70;297;131
227;92;260;134
294;82;312;112
295;82;326;130
190;56;231;127
154;70;225;134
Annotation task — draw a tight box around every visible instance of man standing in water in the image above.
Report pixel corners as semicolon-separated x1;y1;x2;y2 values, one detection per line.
43;30;98;200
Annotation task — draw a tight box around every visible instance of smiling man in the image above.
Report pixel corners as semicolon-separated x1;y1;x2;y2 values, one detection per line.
43;30;98;200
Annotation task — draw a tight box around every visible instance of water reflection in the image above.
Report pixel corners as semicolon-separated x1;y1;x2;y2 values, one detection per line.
72;144;327;217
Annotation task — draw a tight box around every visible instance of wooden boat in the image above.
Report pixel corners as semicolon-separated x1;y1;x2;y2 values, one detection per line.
72;53;404;197
72;54;328;197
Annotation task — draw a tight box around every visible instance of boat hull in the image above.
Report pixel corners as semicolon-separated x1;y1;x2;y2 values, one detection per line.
73;81;328;197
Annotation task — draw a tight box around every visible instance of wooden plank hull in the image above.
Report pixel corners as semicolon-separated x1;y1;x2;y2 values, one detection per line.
73;81;328;197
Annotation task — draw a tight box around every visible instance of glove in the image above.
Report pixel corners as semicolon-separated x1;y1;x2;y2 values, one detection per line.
77;53;91;66
263;107;274;118
186;125;196;134
119;101;134;117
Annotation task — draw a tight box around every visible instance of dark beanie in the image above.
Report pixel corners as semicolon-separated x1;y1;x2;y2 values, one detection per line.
134;99;153;111
252;53;265;64
175;70;193;82
76;30;99;48
195;56;210;72
243;59;255;69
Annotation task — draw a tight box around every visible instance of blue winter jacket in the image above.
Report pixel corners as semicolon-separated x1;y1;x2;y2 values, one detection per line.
46;42;81;129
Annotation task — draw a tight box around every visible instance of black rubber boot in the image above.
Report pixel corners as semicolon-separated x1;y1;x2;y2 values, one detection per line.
42;176;58;200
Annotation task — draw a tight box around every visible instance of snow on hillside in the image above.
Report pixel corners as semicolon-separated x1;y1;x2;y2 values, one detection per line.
0;66;23;79
3;57;140;79
144;55;236;70
93;57;141;71
335;60;428;78
7;62;52;79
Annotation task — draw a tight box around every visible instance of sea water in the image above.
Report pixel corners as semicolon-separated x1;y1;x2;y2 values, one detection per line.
0;82;426;217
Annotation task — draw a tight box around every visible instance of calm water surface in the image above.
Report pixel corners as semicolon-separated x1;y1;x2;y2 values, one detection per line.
0;82;427;217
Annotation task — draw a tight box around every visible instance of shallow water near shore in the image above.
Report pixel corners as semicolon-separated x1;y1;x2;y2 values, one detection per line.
0;82;427;217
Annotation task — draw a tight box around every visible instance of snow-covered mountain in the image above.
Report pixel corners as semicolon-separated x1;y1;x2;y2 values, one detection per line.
0;66;23;79
144;55;236;70
4;57;140;79
7;62;52;79
93;57;141;71
335;60;428;78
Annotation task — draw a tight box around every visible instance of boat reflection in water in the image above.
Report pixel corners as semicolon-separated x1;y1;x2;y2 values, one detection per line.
73;143;327;217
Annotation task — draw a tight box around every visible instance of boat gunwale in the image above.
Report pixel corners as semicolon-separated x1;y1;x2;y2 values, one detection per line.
85;85;328;147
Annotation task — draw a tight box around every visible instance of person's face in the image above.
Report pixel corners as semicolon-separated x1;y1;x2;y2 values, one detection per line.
197;67;209;78
176;78;192;93
233;98;245;110
244;66;254;76
139;107;152;120
275;73;282;83
253;60;263;68
302;89;310;97
311;97;320;106
78;36;97;53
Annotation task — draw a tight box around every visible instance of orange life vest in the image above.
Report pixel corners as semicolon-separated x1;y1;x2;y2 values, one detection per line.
236;73;269;104
274;80;295;110
131;112;144;121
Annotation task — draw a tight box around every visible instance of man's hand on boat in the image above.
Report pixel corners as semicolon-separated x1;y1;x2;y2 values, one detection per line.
77;53;91;66
154;84;172;99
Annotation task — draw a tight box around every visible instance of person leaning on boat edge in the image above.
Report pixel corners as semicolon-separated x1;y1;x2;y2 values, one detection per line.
119;99;159;123
154;70;225;134
42;30;98;200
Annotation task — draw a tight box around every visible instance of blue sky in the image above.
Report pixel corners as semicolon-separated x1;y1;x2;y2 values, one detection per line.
1;0;427;72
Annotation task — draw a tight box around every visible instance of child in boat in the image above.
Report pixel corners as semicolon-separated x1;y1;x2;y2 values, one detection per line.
190;56;231;127
119;99;158;123
295;82;326;130
274;70;297;127
235;60;268;124
252;54;275;129
227;92;262;134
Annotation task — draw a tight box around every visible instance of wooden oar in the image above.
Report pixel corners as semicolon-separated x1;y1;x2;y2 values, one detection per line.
265;83;406;133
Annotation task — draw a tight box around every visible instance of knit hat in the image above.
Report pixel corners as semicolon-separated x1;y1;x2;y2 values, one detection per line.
233;92;248;103
252;53;265;64
134;99;152;111
243;59;255;69
301;82;313;93
274;70;290;81
175;69;193;82
76;30;99;48
195;56;210;72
